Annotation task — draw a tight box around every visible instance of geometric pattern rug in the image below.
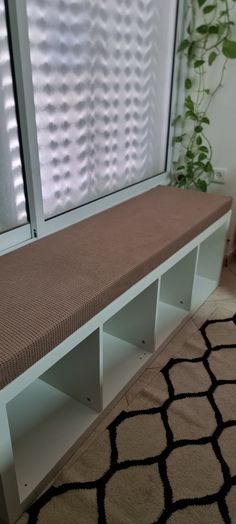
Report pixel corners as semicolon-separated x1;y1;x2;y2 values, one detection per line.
19;310;236;524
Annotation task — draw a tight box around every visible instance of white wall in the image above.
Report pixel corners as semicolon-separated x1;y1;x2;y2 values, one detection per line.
207;11;236;256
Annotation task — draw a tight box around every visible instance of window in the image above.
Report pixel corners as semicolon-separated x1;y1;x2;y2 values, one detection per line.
0;0;28;234
1;0;179;250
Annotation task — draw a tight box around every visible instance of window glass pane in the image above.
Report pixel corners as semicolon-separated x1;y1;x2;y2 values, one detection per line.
0;0;28;233
27;0;177;219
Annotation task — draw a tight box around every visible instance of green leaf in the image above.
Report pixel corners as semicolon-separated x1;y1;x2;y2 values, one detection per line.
208;51;217;66
176;165;185;171
185;78;192;89
177;39;189;52
201;116;210;124
186;150;194;159
186;110;197;120
198;153;207;161
195;125;203;133
196;25;208;34
197;161;206;170
196;136;202;145
218;22;227;38
204;88;211;95
198;0;207;6
196;179;207;192
209;25;219;34
174;136;183;143
194;60;205;68
184;95;194;111
172;114;182;126
203;5;216;14
187;161;194;174
222;39;236;59
204;162;213;173
187;42;195;62
199;145;208;152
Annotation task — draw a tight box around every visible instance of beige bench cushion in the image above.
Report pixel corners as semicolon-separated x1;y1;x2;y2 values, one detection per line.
0;186;232;389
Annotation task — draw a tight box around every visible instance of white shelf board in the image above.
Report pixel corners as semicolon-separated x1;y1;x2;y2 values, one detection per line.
157;301;188;347
192;275;217;309
103;332;150;407
7;379;98;502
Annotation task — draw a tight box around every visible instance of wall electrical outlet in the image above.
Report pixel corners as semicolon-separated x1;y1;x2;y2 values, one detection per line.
212;167;227;184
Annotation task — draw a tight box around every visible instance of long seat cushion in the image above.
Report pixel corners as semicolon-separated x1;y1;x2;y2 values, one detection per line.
0;186;232;389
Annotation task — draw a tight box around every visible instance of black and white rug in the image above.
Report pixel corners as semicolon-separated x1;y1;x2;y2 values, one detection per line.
19;308;236;524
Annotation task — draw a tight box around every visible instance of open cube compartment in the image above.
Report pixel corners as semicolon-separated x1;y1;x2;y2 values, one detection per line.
192;224;228;309
102;281;158;407
156;249;198;347
6;330;101;502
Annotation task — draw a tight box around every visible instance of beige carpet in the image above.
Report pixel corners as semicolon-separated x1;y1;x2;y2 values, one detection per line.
19;308;236;523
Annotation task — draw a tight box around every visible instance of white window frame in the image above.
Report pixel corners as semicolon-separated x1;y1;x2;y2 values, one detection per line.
1;0;186;253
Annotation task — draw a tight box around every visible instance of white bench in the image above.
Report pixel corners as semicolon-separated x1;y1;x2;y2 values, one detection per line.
0;186;232;523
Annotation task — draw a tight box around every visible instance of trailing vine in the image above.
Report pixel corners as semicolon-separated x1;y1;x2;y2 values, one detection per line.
173;0;236;191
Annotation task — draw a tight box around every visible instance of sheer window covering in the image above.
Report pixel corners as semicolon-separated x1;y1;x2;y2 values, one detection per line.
27;0;177;219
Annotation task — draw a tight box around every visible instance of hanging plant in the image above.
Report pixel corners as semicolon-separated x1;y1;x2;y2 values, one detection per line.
173;0;236;191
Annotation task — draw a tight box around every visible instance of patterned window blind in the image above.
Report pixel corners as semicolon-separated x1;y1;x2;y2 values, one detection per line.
0;0;28;233
27;0;177;219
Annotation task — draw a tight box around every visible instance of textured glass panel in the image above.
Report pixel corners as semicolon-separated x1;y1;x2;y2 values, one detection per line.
27;0;177;219
0;0;27;233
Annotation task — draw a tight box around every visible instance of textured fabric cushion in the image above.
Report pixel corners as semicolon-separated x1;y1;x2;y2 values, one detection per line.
0;186;232;389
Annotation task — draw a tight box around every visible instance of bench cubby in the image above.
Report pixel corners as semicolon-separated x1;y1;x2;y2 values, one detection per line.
192;222;229;309
156;248;198;347
103;281;158;407
6;330;101;503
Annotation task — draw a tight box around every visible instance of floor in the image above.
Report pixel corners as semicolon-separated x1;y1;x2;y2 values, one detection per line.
55;261;236;471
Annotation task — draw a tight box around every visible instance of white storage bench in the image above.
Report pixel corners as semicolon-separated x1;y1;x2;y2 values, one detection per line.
0;186;232;523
